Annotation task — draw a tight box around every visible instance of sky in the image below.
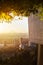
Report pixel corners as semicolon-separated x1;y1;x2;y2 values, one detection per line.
0;16;28;34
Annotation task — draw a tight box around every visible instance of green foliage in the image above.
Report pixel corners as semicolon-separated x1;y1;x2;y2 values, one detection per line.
36;6;43;20
0;0;43;16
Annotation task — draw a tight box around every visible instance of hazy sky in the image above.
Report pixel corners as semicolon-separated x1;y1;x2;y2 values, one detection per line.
0;16;28;34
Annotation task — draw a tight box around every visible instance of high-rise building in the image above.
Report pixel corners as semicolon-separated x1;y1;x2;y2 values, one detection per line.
28;13;43;65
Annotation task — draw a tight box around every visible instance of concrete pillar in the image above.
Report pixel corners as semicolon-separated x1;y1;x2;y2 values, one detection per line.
37;44;40;65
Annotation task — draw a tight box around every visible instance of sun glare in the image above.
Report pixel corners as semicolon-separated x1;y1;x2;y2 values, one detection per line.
0;12;28;34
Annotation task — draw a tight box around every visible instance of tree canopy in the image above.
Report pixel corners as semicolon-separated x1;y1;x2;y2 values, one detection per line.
0;0;43;16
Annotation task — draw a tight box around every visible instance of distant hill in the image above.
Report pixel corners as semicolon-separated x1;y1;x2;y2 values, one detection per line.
0;33;29;40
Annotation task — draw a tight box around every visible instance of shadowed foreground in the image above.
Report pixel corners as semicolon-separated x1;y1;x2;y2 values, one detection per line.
0;43;38;65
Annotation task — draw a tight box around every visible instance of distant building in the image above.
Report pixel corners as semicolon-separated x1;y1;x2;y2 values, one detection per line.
19;38;29;50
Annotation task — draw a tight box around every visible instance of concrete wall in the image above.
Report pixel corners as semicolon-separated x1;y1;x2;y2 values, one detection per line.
28;14;43;44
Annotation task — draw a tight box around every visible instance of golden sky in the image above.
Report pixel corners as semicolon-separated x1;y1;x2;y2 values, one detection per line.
0;16;28;34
